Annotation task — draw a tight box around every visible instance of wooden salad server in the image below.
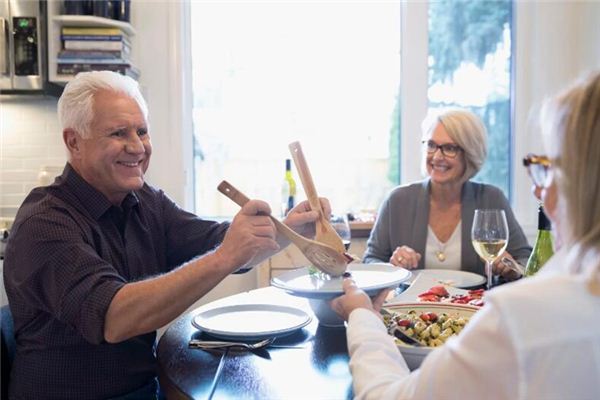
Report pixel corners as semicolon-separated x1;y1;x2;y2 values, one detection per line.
288;141;347;254
217;180;349;276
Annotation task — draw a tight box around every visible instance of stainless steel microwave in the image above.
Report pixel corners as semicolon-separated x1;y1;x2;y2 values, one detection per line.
1;0;45;92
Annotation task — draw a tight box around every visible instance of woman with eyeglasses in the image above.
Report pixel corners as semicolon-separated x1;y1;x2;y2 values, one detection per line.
364;108;531;282
331;72;600;399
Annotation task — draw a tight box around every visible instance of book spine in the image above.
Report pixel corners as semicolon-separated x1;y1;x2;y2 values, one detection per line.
58;49;130;59
57;58;130;65
63;41;130;51
57;64;140;80
61;34;127;42
61;27;124;36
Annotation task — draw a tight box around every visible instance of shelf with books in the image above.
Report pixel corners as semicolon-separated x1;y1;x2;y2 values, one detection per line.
47;2;138;85
53;15;136;37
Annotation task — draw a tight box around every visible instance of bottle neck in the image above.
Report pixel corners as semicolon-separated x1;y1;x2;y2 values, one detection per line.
538;206;552;231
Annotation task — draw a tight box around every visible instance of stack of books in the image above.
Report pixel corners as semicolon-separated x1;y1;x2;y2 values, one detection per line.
57;26;139;79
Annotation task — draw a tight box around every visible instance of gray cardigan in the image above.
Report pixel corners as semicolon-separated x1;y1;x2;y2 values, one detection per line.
363;180;532;276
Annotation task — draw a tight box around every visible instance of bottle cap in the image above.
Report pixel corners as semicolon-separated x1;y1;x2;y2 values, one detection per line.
285;159;291;170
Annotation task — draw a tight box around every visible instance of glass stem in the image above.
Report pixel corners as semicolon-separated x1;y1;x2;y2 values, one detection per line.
486;260;493;290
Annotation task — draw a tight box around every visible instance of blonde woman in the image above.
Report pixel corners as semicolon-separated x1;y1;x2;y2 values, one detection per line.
364;108;530;281
332;72;600;399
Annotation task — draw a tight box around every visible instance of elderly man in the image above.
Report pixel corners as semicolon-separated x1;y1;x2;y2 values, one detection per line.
4;71;324;399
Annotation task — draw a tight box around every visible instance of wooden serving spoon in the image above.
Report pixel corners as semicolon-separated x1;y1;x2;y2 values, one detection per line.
217;180;349;276
288;141;347;254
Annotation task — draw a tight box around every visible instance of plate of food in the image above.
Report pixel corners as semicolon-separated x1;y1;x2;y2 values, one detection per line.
382;302;479;370
271;263;412;300
191;304;311;341
407;269;486;289
386;273;485;307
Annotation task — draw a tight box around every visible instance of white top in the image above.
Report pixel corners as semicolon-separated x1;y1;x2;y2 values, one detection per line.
425;221;461;270
346;248;600;400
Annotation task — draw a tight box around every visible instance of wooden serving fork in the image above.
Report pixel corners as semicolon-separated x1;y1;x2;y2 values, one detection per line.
217;180;349;276
288;141;347;254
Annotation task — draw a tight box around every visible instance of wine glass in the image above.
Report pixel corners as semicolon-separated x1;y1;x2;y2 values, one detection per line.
330;214;351;250
471;209;509;290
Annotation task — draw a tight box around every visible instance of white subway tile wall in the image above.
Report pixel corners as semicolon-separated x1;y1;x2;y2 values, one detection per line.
0;96;66;221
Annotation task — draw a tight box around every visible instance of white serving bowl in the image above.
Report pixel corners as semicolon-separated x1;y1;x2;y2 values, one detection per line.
383;302;479;370
308;298;345;327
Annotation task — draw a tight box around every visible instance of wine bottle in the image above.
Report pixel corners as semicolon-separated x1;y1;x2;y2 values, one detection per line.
524;205;554;276
281;159;296;216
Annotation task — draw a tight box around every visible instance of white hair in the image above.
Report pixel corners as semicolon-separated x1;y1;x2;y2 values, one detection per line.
420;108;488;180
57;71;148;138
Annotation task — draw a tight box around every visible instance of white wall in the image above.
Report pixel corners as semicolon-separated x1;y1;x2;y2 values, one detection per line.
513;1;600;233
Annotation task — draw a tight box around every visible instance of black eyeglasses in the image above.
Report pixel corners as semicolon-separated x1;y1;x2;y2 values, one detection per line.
523;153;552;188
422;140;462;158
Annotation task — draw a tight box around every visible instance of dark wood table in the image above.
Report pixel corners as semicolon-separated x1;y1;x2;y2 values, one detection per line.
157;287;353;400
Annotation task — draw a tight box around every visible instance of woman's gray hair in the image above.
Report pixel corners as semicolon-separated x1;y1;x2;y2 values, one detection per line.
421;108;488;181
57;71;148;138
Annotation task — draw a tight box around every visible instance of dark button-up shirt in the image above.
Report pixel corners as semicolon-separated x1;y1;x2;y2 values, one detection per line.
4;163;229;399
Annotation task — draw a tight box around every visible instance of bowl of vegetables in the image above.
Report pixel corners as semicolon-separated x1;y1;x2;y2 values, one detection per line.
382;302;479;370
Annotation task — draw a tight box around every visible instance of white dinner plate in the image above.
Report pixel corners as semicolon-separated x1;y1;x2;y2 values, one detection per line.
408;269;485;289
191;304;311;341
271;263;412;300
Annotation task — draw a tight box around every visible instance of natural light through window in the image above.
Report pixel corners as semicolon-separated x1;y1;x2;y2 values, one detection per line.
190;2;401;217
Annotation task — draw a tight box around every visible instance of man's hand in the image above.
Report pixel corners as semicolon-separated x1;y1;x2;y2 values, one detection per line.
282;197;331;239
330;278;391;321
214;199;279;271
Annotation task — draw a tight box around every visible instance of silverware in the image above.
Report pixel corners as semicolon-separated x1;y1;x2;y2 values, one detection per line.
391;327;423;347
188;337;274;350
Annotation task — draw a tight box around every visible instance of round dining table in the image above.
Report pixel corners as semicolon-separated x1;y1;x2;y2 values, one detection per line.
157;286;354;400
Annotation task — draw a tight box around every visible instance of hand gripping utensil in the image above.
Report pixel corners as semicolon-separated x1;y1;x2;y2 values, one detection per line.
217;180;348;276
288;141;347;254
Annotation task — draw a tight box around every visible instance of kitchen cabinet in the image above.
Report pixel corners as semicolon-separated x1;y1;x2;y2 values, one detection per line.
46;0;136;85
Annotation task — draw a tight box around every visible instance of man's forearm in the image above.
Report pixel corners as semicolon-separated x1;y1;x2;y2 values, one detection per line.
103;249;235;343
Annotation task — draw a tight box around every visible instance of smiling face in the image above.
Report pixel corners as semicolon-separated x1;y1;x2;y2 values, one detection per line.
64;89;151;205
425;123;466;187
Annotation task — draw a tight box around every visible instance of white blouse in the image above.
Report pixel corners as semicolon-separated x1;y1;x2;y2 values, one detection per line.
425;221;461;270
346;248;600;400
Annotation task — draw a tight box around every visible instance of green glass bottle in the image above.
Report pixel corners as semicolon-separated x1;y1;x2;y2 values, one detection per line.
524;205;554;276
281;159;296;216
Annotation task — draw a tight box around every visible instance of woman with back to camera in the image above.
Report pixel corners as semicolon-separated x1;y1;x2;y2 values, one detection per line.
332;72;600;399
364;108;531;281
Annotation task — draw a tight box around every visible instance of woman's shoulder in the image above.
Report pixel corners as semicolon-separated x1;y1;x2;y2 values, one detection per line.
467;181;504;194
466;181;508;203
388;180;428;200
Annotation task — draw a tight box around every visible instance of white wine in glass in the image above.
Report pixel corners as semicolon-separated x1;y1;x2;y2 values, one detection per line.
471;209;509;290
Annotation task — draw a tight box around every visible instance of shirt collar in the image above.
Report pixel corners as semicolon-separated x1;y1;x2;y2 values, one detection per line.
60;163;140;220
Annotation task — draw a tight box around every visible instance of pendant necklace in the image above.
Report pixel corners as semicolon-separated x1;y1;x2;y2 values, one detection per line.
436;249;446;262
435;245;447;262
431;230;447;262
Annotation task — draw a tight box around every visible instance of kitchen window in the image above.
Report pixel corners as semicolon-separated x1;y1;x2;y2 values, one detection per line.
189;1;513;217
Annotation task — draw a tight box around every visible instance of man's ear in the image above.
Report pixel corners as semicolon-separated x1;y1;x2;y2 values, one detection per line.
63;129;81;156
